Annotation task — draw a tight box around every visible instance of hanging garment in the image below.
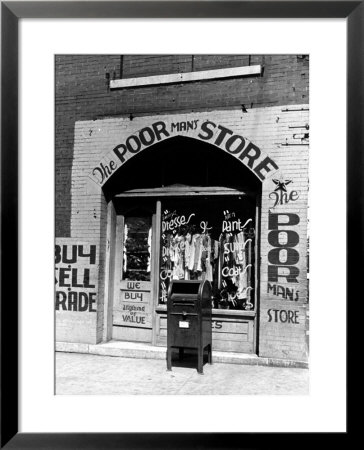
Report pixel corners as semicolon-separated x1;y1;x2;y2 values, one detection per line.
172;235;185;280
196;237;204;272
200;235;209;272
193;234;202;272
188;234;198;271
205;235;213;282
236;272;248;299
214;240;219;260
171;236;179;280
236;263;252;298
184;233;192;267
217;248;222;290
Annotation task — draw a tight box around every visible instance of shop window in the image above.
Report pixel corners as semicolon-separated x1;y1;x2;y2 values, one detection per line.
159;197;256;310
123;216;152;281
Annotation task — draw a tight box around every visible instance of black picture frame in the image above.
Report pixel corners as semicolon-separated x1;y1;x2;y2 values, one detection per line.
1;1;357;448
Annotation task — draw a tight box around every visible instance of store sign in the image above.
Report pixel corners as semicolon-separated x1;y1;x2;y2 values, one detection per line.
118;303;150;326
267;308;300;324
114;281;152;328
55;240;98;313
89;119;279;186
267;212;300;283
267;283;299;301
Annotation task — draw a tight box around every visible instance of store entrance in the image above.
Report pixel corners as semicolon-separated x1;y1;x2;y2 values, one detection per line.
111;190;257;346
112;200;156;343
105;135;261;348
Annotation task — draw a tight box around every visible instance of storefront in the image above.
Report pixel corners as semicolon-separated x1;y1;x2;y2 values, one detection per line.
56;106;309;362
104;128;262;353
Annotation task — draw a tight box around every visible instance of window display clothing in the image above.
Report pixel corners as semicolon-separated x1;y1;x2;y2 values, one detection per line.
159;211;255;310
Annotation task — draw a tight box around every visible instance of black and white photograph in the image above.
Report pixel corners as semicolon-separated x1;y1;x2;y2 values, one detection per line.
55;54;310;395
1;1;354;444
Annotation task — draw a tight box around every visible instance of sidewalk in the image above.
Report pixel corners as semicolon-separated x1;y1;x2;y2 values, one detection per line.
56;351;309;395
56;340;308;369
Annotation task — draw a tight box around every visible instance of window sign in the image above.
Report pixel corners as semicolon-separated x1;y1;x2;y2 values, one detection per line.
159;198;255;310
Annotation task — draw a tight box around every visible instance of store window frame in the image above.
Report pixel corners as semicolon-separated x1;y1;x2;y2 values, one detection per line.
114;185;261;317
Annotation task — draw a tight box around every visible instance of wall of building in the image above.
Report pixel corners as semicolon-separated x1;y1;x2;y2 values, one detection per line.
55;239;100;343
56;54;309;236
55;55;309;361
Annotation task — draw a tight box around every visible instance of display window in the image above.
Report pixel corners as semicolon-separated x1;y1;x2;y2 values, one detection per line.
110;137;261;347
158;196;257;311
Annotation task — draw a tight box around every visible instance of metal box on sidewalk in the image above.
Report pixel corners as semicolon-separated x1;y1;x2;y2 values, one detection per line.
166;279;212;374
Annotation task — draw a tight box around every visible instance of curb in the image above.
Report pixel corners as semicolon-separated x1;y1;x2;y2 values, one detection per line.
56;341;308;369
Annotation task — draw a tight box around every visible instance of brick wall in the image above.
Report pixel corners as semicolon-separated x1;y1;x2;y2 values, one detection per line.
56;54;309;236
55;55;309;360
55;239;100;343
65;107;309;359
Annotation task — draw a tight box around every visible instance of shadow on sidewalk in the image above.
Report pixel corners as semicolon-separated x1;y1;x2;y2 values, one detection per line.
168;348;211;372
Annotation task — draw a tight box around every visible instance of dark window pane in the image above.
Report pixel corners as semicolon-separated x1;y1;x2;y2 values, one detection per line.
123;216;152;281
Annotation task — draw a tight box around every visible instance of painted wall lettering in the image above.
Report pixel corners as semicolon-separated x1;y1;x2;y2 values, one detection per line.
120;303;147;325
269;178;300;209
267;308;300;324
268;212;300;283
116;281;152;328
92;160;117;185
56;291;97;312
120;286;151;304
171;120;199;132
198;121;279;180
270;189;300;209
55;244;96;265
267;283;299;301
126;281;141;290
113;121;170;165
212;321;223;330
55;242;98;313
124;292;143;301
89;119;279;186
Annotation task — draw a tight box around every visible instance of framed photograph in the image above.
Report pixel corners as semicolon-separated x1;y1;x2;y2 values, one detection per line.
1;1;357;447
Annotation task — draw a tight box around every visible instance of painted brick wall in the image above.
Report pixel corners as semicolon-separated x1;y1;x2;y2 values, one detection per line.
55;239;100;343
67;106;309;360
55;54;309;236
56;55;309;360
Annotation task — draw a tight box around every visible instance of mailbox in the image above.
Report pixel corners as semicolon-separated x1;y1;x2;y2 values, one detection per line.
166;279;212;374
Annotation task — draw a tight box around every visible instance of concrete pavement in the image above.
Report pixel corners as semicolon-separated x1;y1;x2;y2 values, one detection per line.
56;340;308;368
56;352;309;395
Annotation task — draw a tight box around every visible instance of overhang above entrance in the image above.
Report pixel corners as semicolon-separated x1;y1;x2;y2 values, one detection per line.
114;185;255;198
